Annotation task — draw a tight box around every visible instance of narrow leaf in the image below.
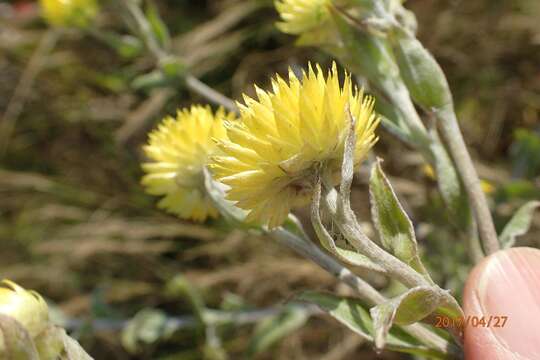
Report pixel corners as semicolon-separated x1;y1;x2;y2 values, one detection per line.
500;201;540;249
370;287;444;350
340;106;356;204
369;160;431;279
145;1;170;49
429;130;470;227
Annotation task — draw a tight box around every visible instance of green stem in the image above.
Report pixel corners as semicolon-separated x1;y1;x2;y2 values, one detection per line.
437;108;499;255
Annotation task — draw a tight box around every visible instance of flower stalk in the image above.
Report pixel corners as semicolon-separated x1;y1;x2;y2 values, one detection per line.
437;107;500;254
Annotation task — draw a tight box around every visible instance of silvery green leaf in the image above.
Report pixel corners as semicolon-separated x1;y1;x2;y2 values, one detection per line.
394;4;418;34
122;308;173;354
297;292;446;359
370;286;444;350
392;34;452;111
0;314;39;359
246;306;308;358
311;181;387;273
500;201;540;249
369;160;431;280
429;130;470;227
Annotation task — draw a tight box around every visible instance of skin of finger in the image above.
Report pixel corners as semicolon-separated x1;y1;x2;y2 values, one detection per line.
464;247;540;360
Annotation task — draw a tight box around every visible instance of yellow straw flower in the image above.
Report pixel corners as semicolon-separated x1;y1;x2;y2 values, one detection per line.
142;106;235;221
39;0;98;28
0;280;49;338
275;0;330;35
211;63;380;228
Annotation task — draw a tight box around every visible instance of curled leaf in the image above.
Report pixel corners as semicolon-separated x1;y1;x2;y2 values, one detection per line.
370;286;444;349
500;201;540;249
311;181;387;273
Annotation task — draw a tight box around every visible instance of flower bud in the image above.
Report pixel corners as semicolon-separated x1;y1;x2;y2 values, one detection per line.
275;0;330;35
392;34;452;111
39;0;98;28
0;280;49;345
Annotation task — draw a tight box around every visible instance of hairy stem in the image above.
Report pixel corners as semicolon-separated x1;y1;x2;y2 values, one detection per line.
437;108;499;254
185;75;237;112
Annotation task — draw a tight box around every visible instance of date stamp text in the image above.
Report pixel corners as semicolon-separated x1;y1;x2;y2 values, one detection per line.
435;315;508;329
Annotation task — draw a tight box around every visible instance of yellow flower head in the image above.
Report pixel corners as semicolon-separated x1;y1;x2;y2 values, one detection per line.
211;63;380;228
142;105;235;221
0;280;49;338
275;0;330;35
39;0;98;28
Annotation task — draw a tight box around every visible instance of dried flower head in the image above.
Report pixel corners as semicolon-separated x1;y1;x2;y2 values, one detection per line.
39;0;98;28
275;0;330;35
211;63;379;228
0;280;49;338
142;106;235;221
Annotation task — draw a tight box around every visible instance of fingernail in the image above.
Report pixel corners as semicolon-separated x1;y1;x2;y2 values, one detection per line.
476;247;540;358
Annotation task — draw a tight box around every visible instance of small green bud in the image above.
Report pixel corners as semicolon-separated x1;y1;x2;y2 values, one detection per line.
330;10;400;86
393;34;452;111
159;56;186;79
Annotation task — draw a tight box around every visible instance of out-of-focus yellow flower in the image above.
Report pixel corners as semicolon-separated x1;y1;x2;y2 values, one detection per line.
212;63;379;228
480;180;495;195
0;280;49;338
39;0;98;28
142;106;235;221
422;164;436;180
275;0;330;35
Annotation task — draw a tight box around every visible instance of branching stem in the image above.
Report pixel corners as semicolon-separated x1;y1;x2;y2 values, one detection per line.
121;0;237;112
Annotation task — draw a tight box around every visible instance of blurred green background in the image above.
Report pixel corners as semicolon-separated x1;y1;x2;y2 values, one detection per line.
0;0;539;358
